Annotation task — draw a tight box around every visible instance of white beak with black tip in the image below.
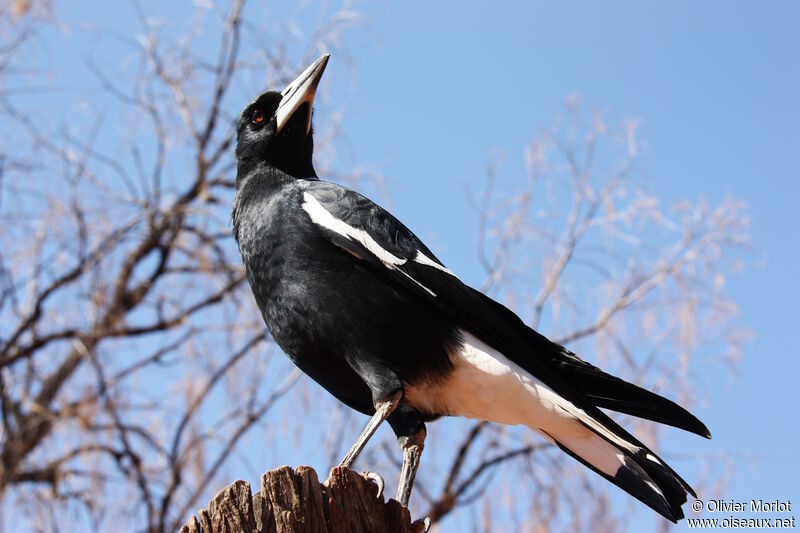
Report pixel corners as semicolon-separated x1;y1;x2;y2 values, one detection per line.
276;54;330;135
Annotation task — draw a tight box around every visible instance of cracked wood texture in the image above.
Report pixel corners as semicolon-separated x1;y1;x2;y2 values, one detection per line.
180;466;424;533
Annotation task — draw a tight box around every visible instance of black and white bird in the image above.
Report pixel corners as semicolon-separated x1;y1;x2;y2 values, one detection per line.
232;55;710;523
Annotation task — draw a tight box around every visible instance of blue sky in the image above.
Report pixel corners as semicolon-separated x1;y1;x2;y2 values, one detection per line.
6;0;798;530
321;1;799;529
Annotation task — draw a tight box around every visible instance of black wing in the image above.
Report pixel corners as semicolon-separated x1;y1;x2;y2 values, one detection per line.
300;180;709;436
299;179;707;521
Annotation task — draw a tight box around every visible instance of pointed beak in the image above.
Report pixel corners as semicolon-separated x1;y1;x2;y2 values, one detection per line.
275;54;329;135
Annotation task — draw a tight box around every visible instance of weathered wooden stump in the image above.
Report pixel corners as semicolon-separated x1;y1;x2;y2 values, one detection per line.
180;466;426;533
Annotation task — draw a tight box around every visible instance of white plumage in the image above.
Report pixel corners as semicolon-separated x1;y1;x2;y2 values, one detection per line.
404;330;664;481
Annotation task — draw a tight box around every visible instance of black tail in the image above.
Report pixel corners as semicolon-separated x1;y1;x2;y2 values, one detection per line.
452;286;708;521
468;287;712;439
551;345;712;439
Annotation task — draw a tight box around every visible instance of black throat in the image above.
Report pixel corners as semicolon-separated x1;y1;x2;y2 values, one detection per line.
236;139;317;185
268;136;317;179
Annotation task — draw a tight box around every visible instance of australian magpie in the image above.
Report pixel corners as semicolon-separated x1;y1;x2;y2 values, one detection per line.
232;55;711;522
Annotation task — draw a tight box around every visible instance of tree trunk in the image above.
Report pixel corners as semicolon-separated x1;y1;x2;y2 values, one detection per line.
180;466;426;533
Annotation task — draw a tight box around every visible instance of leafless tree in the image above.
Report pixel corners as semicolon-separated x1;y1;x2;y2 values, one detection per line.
0;2;749;532
0;1;371;531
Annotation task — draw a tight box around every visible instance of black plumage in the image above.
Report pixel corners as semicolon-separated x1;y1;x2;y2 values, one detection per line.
232;55;710;522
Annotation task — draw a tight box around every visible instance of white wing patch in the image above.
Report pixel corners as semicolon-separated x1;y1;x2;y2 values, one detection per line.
414;251;456;276
302;192;407;267
302;192;437;297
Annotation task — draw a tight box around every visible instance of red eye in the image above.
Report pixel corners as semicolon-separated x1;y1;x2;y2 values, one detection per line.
252;108;265;124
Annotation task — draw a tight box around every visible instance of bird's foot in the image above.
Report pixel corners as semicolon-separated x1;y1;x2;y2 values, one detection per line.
411;516;431;533
361;470;384;499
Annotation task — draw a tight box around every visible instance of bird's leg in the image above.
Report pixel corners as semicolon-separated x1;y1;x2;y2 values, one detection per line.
339;390;402;468
396;426;426;507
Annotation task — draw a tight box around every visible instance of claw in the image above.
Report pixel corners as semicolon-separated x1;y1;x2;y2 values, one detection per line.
361;470;384;499
411;516;431;533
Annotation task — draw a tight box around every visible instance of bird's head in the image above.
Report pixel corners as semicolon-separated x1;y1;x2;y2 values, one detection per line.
235;55;329;183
